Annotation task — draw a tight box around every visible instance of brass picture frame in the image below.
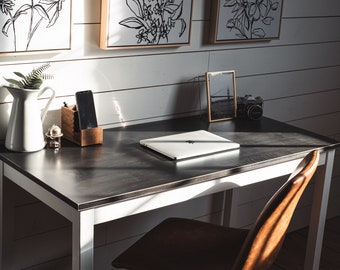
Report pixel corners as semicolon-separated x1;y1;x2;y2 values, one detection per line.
205;70;237;122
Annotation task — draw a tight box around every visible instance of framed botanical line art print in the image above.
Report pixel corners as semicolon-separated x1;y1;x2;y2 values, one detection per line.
0;0;72;54
100;0;193;49
210;0;283;43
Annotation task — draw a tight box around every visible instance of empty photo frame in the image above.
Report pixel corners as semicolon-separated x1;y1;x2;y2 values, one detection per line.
205;70;237;122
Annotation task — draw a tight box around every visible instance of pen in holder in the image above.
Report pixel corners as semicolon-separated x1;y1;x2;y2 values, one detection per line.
61;105;103;146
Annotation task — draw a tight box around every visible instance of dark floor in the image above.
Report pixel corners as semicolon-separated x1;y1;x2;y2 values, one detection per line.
272;216;340;270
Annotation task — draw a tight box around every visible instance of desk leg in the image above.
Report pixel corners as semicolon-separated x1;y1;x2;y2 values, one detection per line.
0;161;11;270
73;209;95;270
222;189;240;227
304;149;335;270
0;161;3;269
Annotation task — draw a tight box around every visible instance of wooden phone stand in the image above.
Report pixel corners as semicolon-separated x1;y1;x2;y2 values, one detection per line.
61;105;103;146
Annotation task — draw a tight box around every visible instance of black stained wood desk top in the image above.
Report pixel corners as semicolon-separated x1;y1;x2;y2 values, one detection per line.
0;116;338;210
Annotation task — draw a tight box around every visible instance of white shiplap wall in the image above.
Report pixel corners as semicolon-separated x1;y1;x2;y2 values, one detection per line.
1;0;340;269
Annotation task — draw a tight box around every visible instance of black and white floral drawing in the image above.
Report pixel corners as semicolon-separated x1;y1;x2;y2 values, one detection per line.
0;0;71;53
212;0;283;43
100;0;193;49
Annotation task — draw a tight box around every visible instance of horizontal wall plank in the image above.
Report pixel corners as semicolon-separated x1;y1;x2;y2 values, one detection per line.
0;52;209;97
105;193;224;243
14;202;70;240
277;17;340;44
264;89;340;122
236;66;340;99
208;42;340;76
288;112;340;137
96;83;204;126
11;227;71;270
235;177;287;205
0;51;209;93
283;0;340;17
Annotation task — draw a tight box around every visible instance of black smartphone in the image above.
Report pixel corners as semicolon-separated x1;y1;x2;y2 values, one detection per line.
75;90;98;130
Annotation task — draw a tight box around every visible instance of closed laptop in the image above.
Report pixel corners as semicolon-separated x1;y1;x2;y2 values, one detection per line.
140;130;240;160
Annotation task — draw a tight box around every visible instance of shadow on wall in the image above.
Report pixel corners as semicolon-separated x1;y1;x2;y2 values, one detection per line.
0;87;12;142
172;78;206;116
43;109;63;132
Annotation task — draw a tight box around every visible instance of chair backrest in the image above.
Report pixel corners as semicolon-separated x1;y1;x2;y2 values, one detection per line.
232;150;320;270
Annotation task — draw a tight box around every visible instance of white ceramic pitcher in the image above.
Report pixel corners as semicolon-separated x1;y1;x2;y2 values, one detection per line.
5;86;55;152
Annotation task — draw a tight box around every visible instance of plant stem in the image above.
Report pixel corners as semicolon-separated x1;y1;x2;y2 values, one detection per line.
9;13;17;51
26;0;34;50
26;3;56;50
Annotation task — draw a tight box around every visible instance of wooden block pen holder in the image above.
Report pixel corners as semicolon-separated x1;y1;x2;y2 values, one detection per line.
61;105;103;146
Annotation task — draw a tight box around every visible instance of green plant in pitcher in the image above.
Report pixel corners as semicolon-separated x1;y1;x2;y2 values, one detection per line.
4;63;53;90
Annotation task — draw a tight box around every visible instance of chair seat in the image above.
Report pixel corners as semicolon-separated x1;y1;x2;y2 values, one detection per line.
113;217;249;270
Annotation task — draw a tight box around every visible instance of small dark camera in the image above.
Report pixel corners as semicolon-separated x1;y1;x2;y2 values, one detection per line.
237;95;263;120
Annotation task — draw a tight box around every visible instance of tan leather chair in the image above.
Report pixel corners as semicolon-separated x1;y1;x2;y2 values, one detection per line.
112;150;320;270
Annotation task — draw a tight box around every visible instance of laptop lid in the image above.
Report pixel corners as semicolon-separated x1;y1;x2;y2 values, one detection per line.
140;130;240;160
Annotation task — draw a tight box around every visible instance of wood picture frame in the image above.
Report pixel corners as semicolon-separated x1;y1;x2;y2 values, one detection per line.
205;70;237;122
210;0;283;43
100;0;193;49
0;0;72;54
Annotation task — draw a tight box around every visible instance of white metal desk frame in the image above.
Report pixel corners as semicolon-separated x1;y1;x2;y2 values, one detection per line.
0;149;335;270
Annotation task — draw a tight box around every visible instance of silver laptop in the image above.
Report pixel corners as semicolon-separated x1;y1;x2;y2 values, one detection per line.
140;130;240;160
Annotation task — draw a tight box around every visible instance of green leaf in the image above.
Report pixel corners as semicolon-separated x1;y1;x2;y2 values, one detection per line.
5;63;52;89
4;78;22;88
13;72;26;79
